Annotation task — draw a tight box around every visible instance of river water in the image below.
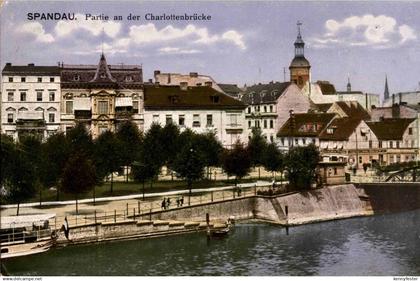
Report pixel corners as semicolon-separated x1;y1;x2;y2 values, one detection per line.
3;210;419;276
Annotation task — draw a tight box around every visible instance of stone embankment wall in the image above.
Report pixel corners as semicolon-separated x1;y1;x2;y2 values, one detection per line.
58;183;420;246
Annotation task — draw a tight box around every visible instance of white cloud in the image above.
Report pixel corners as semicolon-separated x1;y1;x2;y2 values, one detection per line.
55;13;121;38
124;23;245;50
222;30;246;50
19;22;54;43
311;14;417;48
159;47;201;55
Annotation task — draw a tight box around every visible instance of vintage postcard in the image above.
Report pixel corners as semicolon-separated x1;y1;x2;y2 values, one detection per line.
0;0;419;278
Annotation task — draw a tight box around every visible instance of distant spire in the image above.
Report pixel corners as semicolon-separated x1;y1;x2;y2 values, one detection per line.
101;27;105;55
297;21;302;39
384;75;390;100
294;21;305;57
347;75;351;92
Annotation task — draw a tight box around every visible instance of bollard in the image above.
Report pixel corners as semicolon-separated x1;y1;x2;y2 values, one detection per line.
211;191;214;202
138;201;141;214
94;210;97;224
114;210;116;223
133;208;136;220
126;203;129;217
233;189;235;199
149;209;152;220
222;191;224;200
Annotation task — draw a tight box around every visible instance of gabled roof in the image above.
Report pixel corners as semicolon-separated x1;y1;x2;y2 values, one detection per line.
241;82;291;105
277;113;336;137
366;118;415;140
332;101;371;120
316;81;336;95
144;85;246;110
218;84;243;97
315;103;333;113
2;64;60;75
319;118;363;141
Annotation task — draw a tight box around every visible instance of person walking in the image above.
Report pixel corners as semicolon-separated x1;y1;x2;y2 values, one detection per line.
62;217;70;240
161;198;166;210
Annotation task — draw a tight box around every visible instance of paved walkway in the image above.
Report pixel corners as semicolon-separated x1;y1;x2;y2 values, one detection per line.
1;181;274;223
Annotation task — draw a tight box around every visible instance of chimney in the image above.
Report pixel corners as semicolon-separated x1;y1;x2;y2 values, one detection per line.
180;82;188;91
392;103;400;118
365;93;368;109
148;79;153;83
154;70;161;76
189;72;198;77
398;92;402;104
28;63;34;67
392;94;395;105
167;73;171;84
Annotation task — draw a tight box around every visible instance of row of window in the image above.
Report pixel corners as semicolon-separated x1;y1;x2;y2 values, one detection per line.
7;91;56;102
63;100;139;115
247;105;274;114
7;112;56;123
7;77;57;83
248;119;274;129
152;113;240;128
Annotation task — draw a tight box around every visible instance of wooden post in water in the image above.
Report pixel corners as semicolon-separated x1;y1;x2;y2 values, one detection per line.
285;205;289;235
206;213;210;239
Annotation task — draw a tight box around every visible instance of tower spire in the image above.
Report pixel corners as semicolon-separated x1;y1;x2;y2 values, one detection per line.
384;75;390;100
347;75;351;92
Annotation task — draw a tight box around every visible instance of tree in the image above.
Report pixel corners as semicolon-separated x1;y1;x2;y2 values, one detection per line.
262;143;284;180
93;131;123;195
19;135;43;205
172;145;205;204
285;144;320;190
116;121;143;182
40;132;70;201
247;127;268;179
221;141;251;186
61;152;97;214
3;141;36;215
1;134;16;186
66;122;93;155
132;160;160;200
195;132;223;179
142;123;165;187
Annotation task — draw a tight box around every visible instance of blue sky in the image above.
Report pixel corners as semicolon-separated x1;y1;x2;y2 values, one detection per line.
1;1;420;98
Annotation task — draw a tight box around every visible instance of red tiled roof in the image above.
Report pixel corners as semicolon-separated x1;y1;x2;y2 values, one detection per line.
277;113;336;137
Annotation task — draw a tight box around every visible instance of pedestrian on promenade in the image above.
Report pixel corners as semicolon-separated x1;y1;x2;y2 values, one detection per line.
180;196;184;206
176;198;180;207
161;198;166;210
166;198;171;208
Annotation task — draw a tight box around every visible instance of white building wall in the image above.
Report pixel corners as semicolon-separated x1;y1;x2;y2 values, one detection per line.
143;109;246;148
1;74;61;139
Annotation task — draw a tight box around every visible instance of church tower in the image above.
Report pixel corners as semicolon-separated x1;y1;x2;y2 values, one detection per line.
289;21;311;89
347;76;352;92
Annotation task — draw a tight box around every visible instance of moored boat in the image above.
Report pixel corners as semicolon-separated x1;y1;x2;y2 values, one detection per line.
0;214;57;259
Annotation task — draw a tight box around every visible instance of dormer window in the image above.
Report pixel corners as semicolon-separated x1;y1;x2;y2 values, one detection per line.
327;128;334;135
125;75;133;82
210;95;220;104
74;74;80;81
169;95;179;104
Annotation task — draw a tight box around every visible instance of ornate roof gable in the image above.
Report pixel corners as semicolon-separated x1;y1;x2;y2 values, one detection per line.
91;54;116;83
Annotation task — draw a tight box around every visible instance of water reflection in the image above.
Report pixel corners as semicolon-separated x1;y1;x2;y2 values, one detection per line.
3;210;420;276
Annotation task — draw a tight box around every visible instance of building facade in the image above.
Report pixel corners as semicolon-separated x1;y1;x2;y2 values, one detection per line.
1;63;61;140
241;82;312;142
143;84;247;147
59;54;144;138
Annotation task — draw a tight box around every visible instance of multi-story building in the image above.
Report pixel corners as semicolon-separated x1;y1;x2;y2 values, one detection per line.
143;84;247;147
241;82;313;142
1;63;61;140
60;54;144;138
